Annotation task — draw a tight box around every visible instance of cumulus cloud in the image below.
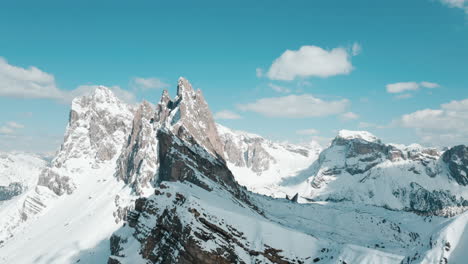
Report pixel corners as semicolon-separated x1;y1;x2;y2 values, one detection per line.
0;57;136;104
296;128;320;135
214;110;242;120
268;83;291;93
386;81;440;94
131;77;168;90
340;111;359;121
238;94;349;118
397;98;468;146
266;45;355;81
0;57;63;99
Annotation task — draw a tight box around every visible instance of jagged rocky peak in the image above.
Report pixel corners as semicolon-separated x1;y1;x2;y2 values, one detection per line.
62;85;133;163
39;86;134;196
155;77;225;159
216;124;275;172
116;100;158;195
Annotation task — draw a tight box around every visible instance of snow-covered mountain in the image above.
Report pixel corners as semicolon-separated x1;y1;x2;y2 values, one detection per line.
278;129;468;216
1;77;468;264
217;124;321;196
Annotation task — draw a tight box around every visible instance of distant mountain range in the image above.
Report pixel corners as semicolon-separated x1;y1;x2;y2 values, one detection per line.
1;78;467;264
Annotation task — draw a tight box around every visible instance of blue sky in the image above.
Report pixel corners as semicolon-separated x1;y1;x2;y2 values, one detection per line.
0;0;467;153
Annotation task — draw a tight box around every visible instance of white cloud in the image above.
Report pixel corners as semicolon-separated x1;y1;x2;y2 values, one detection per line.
440;0;467;8
0;57;136;104
268;83;291;93
397;98;468;146
256;68;263;78
238;94;349;118
131;77;168;90
0;126;14;135
352;42;362;56
266;45;354;81
386;81;440;94
438;0;468;13
0;121;24;135
440;0;468;9
296;128;320;135
386;82;419;93
214;110;242;120
420;81;440;89
340;111;359;121
0;57;63;99
7;122;24;129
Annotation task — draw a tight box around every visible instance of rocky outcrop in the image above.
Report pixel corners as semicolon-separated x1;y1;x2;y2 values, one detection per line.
157;128;254;208
218;126;275;173
443;145;468;186
56;86;133;165
108;183;311;264
116;101;158;194
157;78;225;159
37;86;134;196
37;168;75;195
217;124;321;178
0;183;23;201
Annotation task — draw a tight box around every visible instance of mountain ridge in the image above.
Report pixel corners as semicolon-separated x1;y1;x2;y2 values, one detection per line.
1;78;468;264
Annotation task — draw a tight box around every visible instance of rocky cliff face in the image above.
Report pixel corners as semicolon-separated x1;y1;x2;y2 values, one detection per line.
108;130;321;264
216;124;321;197
39;86;134;196
116;101;158;195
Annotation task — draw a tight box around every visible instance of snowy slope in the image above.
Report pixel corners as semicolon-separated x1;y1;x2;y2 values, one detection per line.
0;152;47;245
0;152;46;197
0;86;137;260
217;124;321;197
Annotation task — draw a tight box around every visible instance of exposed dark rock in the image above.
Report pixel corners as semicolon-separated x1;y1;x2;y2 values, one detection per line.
291;193;299;203
443;145;468;186
0;182;23;201
157;128;256;210
406;182;467;215
116;101;158;194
